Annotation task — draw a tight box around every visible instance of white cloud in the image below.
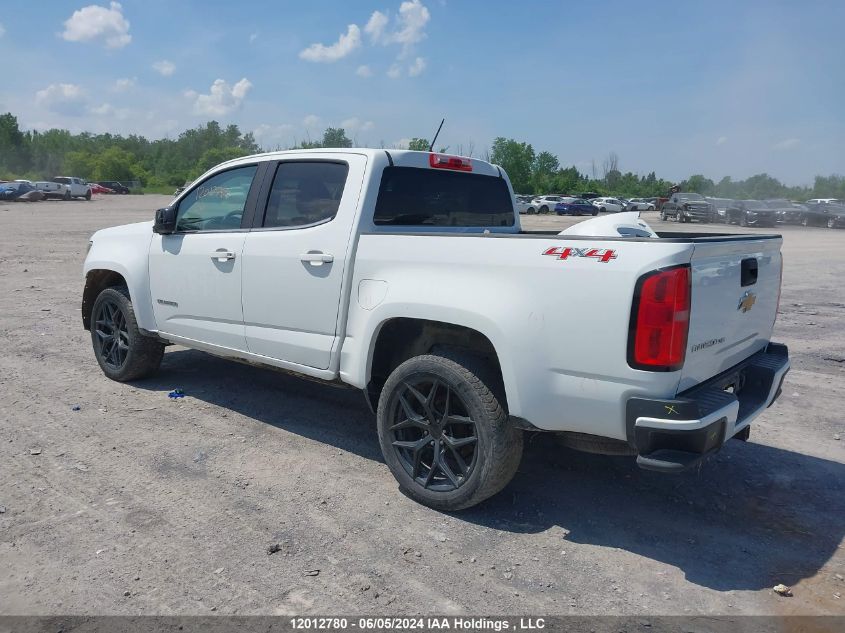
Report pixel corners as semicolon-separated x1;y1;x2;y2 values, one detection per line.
299;24;361;63
254;123;296;148
408;56;426;76
716;136;728;146
369;0;430;55
387;63;401;79
35;83;88;116
364;11;389;42
391;0;430;51
303;114;321;127
341;117;375;133
249;32;258;43
773;138;800;150
152;60;176;76
0;22;5;38
89;102;130;119
112;77;136;92
90;102;113;115
356;64;373;78
191;78;252;116
61;2;131;49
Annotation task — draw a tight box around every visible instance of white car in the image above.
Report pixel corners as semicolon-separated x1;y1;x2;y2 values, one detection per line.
626;198;656;211
82;149;789;510
806;198;842;205
530;195;566;214
591;197;625;213
514;195;535;214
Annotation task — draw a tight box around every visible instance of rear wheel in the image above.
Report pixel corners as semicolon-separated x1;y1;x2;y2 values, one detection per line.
660;212;668;221
540;205;548;214
91;286;164;382
740;214;748;227
85;190;92;201
592;209;598;216
828;217;837;229
377;351;523;511
63;190;71;201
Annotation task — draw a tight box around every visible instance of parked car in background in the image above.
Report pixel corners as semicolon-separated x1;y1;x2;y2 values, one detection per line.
591;197;624;213
0;181;45;201
514;195;535;214
555;198;598;216
764;199;805;225
52;176;92;200
806;198;842;205
89;183;115;195
705;197;735;223
174;181;192;197
801;202;845;228
725;200;777;227
626;198;656;211
95;180;131;194
531;195;565;214
660;192;715;223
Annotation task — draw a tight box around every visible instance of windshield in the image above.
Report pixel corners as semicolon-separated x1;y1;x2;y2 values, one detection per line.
765;199;790;208
374;167;515;227
678;193;704;201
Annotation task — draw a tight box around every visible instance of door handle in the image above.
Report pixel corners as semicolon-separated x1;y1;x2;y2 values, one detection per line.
212;250;236;262
300;252;334;266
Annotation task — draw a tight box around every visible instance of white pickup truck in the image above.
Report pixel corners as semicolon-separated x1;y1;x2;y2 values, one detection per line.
47;176;92;200
82;149;789;510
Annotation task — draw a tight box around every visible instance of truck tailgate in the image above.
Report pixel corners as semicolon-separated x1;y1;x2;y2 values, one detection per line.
679;237;782;392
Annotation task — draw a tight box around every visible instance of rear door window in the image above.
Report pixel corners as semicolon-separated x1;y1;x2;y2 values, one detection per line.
261;161;349;228
374;167;514;227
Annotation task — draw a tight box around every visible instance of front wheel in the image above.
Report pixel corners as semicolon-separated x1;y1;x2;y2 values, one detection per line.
740;214;748;227
91;286;164;381
828;217;837;229
85;190;92;201
592;209;598;216
377;352;523;511
63;190;71;200
540;205;549;214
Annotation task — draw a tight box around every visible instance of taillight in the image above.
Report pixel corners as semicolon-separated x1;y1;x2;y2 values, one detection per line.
429;153;473;171
628;265;691;371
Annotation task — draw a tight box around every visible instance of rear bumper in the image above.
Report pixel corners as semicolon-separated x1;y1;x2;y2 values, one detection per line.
625;343;789;472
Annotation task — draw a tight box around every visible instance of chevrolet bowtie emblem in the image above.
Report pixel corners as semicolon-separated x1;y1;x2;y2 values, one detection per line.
738;291;756;313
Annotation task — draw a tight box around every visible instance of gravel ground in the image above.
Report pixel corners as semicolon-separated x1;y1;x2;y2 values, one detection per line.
0;195;843;616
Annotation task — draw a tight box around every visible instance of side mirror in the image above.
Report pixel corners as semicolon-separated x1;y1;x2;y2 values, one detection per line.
153;207;177;234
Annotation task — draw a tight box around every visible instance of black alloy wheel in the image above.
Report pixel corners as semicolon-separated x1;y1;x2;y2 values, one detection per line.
94;298;129;371
388;376;478;492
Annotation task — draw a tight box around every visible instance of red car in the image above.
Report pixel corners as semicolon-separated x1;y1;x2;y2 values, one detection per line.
89;183;114;195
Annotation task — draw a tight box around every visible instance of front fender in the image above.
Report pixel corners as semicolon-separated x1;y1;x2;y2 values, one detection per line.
83;221;155;331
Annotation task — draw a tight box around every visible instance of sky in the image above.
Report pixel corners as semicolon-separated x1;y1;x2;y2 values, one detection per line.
0;0;843;185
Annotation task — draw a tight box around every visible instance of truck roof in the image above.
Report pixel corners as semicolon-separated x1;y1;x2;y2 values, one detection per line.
213;148;502;179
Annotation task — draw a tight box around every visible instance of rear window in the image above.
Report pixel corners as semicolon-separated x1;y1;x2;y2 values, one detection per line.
374;167;514;227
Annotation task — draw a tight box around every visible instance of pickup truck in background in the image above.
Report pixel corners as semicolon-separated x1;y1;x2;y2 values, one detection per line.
52;176;92;200
660;192;716;223
36;180;72;200
81;149;789;510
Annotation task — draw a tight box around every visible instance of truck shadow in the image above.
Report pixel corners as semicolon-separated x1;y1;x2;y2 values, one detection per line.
138;348;843;593
459;433;845;592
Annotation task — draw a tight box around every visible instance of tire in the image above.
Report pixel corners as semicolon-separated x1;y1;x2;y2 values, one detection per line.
660;213;668;221
528;207;536;215
740;214;748;227
90;286;164;382
63;190;71;201
827;217;836;229
85;190;92;201
376;351;523;511
801;215;810;227
540;206;548;214
592;209;598;216
600;207;606;213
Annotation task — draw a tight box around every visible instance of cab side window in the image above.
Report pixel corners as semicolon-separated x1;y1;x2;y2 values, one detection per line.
176;165;257;232
262;162;349;228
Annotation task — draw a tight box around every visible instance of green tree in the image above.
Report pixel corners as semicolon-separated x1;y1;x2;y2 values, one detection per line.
321;127;352;148
490;137;535;193
408;138;429;151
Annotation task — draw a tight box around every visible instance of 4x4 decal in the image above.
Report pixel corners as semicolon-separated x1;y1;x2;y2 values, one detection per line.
543;246;618;263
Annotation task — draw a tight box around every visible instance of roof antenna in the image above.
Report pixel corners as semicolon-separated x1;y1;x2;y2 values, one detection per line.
428;118;445;152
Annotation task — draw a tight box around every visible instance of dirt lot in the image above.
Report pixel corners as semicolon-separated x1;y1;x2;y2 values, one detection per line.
1;195;843;616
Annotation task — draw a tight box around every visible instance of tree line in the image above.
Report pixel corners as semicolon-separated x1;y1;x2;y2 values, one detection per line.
1;112;843;200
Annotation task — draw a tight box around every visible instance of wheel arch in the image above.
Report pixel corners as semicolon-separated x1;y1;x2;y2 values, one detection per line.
363;317;510;415
82;269;129;330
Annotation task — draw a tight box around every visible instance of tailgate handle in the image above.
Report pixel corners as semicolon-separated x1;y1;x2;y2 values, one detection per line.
741;258;758;287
